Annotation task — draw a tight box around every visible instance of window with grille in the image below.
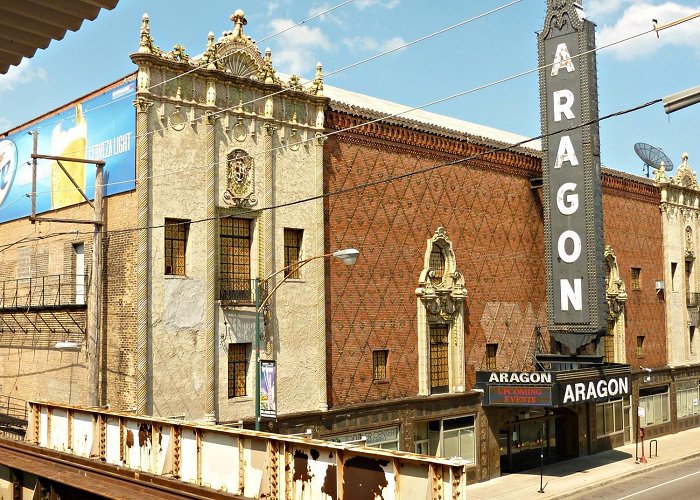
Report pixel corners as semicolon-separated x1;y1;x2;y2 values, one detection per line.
228;343;250;398
220;217;252;301
430;325;449;394
165;219;189;275
284;228;303;278
373;350;388;380
631;268;641;290
486;343;497;370
429;247;445;285
636;336;645;357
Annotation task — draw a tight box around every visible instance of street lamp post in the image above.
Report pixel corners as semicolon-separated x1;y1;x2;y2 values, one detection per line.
253;248;359;431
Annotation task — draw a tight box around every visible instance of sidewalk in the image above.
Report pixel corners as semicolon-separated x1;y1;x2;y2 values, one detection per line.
466;426;700;499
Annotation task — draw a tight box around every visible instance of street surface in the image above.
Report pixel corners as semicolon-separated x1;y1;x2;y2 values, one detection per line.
568;455;700;499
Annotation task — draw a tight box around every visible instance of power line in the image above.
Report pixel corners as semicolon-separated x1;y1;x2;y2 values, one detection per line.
4;1;358;139
10;0;524;164
16;96;661;246
29;13;662;195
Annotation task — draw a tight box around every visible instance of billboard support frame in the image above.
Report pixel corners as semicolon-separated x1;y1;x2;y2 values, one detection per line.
29;130;106;408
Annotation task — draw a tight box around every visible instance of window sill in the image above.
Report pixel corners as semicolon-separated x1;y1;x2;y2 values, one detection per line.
227;396;253;402
164;274;190;280
373;378;390;384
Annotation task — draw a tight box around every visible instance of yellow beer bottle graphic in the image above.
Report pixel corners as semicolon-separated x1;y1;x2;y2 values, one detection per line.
51;104;87;209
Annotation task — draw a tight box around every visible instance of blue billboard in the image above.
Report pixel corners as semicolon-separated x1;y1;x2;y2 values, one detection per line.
0;76;136;223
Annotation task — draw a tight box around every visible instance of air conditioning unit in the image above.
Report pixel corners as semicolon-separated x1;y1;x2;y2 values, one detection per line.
655;280;665;291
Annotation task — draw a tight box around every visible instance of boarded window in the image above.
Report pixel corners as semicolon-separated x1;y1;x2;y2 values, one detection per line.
228;343;250;398
373;350;388;380
486;343;498;370
165;219;189;275
631;268;641;290
430;325;449;394
429;248;445;285
284;228;303;279
220;217;252;301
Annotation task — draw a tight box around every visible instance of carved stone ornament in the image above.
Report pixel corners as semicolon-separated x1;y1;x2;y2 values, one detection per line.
674;153;699;189
223;148;257;207
604;245;627;320
686;226;695;260
416;227;467;322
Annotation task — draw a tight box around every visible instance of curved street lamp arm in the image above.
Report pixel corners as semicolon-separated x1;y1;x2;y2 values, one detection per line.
257;253;332;312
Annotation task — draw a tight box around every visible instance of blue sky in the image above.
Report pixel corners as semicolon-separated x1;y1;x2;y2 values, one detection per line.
1;0;700;176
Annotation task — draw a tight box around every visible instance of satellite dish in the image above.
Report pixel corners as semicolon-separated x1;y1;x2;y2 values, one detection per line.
634;142;674;178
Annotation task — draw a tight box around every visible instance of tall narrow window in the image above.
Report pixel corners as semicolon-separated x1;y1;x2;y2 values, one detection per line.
284;228;303;278
636;336;645;357
429;324;449;394
373;350;388;380
228;343;250;398
486;343;498;370
671;262;678;291
165;218;189;275
220;217;252;301
604;331;615;362
686;260;693;298
73;243;85;305
429;247;445;285
631;268;641;290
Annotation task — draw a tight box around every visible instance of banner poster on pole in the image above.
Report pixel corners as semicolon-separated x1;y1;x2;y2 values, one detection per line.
260;360;277;419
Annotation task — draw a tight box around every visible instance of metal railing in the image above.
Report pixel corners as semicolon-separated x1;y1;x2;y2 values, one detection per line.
219;278;268;304
0;274;88;310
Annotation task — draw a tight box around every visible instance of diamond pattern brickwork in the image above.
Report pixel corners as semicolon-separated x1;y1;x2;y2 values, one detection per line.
602;182;666;368
324;126;547;408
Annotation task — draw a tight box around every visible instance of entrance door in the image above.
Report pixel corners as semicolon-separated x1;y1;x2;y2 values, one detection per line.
499;408;578;474
74;243;85;305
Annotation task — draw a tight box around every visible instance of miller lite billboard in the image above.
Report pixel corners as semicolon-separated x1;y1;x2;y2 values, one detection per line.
538;0;607;349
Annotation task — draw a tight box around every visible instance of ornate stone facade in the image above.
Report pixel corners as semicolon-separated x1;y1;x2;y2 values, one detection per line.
657;154;700;366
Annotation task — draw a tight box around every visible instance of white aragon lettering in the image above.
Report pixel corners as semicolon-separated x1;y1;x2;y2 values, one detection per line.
558;230;581;263
560;278;583;311
563;384;575;404
551;42;575;76
554;135;580;169
553;89;575;122
556;182;578;215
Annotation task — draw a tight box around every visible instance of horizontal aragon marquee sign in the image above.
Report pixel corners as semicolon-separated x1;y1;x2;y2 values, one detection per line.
476;371;631;407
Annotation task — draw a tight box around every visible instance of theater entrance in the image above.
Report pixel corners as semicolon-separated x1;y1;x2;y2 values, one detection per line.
499;407;579;474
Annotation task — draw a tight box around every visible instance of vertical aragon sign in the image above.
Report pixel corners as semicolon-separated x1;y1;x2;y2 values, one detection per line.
538;0;607;349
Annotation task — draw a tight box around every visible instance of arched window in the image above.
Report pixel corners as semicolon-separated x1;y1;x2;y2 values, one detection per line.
416;228;467;395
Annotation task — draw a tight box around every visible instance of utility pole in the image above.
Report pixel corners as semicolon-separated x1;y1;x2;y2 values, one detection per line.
87;163;104;407
31;133;106;407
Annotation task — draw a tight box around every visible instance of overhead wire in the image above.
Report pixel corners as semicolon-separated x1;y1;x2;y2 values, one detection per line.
2;0;358;139
9;95;662;248
28;12;665;195
1;9;696;245
11;0;525;165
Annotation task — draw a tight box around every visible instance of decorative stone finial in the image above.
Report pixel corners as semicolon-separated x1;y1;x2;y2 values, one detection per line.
203;32;217;70
139;13;152;54
231;10;247;38
310;62;324;96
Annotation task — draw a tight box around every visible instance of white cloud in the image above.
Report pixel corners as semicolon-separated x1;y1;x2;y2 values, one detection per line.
268;18;331;76
597;2;700;60
355;0;400;10
585;0;628;19
308;3;346;27
342;35;406;53
0;60;47;93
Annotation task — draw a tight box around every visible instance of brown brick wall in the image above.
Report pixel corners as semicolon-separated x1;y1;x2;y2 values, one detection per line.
324;122;547;408
325;114;667;409
602;182;666;368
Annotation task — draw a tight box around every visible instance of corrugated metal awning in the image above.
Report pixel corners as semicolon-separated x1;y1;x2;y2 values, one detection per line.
0;0;119;74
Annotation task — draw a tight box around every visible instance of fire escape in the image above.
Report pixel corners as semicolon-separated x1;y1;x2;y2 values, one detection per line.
0;274;88;350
